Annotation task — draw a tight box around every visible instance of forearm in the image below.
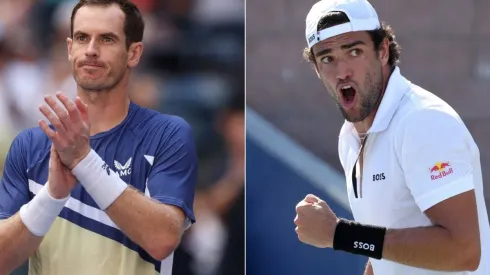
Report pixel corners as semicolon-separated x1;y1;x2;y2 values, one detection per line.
0;215;43;274
364;260;373;275
0;182;68;273
383;225;476;271
72;150;185;260
105;188;184;260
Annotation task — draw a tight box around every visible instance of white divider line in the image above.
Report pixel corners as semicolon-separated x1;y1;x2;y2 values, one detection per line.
246;107;351;211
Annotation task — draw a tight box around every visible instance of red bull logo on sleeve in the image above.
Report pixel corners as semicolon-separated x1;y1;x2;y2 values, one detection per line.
429;162;453;180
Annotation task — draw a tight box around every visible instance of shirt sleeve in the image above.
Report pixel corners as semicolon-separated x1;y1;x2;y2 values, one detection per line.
396;109;475;212
146;117;198;225
0;131;30;220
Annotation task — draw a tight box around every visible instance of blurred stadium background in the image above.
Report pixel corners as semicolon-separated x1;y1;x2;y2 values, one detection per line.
0;0;244;275
246;0;490;274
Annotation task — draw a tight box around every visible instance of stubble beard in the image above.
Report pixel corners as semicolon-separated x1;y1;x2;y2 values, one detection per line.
334;65;384;123
74;69;125;93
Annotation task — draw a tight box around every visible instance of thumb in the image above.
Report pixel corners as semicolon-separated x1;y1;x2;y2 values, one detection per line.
304;194;320;204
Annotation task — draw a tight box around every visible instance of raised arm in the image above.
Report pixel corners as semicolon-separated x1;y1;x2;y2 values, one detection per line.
0;145;76;273
295;110;483;272
71;117;197;260
37;94;198;261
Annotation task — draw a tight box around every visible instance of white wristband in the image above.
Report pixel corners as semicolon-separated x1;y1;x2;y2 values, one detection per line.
71;149;128;210
19;184;69;237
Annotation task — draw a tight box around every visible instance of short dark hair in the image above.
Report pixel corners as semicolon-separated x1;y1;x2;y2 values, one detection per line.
70;0;145;49
303;11;401;68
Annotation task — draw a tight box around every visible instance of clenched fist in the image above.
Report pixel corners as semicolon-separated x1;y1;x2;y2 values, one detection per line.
294;194;339;248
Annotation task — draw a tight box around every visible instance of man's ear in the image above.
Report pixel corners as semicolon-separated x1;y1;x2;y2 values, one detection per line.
127;42;144;68
67;37;73;61
378;37;390;66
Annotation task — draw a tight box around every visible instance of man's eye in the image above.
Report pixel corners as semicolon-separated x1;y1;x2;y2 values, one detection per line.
321;56;333;64
350;49;362;57
102;37;114;43
76;35;87;42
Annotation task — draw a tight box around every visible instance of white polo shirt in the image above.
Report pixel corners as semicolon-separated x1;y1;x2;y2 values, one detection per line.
338;67;490;275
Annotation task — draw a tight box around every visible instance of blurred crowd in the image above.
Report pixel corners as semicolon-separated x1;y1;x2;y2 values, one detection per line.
0;0;244;275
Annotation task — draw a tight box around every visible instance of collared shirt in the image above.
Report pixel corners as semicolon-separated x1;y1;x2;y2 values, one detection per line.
338;67;490;275
0;102;198;275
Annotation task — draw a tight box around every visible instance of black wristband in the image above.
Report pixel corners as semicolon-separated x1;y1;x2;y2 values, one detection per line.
333;218;386;259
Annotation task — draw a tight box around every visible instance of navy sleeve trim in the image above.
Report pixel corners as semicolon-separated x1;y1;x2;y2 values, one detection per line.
152;196;196;223
0;212;13;220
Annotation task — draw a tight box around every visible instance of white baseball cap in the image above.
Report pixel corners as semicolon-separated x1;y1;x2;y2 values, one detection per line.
305;0;380;49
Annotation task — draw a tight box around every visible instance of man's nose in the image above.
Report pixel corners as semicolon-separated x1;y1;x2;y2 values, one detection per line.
85;39;99;58
335;60;353;81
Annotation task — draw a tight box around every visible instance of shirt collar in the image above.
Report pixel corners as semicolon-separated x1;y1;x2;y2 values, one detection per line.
339;66;411;137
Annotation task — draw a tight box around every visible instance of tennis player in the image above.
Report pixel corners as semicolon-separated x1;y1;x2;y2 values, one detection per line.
294;1;490;274
0;1;197;274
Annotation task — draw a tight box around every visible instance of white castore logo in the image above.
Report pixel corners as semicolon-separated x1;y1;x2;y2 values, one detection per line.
114;158;132;177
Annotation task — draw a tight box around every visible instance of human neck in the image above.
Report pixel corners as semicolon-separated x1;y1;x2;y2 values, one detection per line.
354;116;374;136
78;85;130;136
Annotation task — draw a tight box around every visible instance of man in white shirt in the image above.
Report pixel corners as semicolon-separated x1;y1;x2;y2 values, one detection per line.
293;1;490;274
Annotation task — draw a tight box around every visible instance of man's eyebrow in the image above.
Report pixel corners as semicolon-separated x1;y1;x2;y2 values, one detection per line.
340;40;366;50
315;48;331;57
100;32;120;39
73;31;87;37
315;40;366;57
72;31;120;40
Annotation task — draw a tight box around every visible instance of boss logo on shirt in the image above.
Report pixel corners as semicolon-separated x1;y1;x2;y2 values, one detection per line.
372;173;385;181
429;161;453;181
353;241;375;251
